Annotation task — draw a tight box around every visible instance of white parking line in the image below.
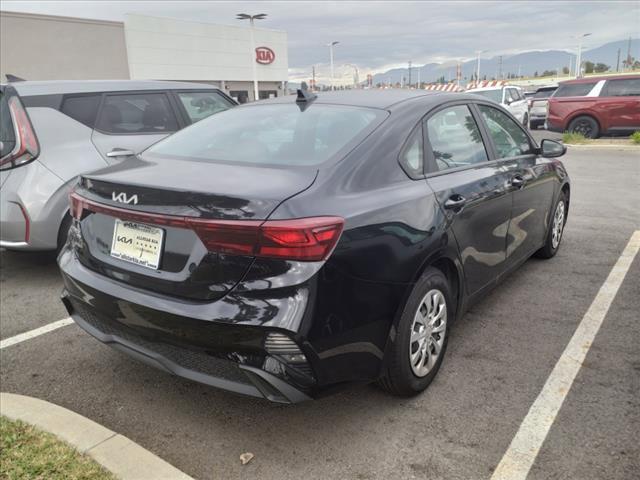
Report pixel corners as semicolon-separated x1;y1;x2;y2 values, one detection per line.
491;230;640;480
0;317;74;350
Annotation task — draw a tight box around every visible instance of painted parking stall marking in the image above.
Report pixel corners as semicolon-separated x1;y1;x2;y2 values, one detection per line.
491;230;640;480
0;318;74;350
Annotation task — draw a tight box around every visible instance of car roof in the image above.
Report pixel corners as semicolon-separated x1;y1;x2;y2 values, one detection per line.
250;89;443;109
8;79;220;97
559;74;639;85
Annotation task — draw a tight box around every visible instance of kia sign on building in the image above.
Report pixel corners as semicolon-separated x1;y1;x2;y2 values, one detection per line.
124;14;288;103
256;47;275;65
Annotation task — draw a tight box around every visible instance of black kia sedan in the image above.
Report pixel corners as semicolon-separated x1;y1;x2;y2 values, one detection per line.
58;89;570;403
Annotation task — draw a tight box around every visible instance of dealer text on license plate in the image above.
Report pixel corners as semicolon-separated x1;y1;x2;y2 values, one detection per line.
110;219;164;270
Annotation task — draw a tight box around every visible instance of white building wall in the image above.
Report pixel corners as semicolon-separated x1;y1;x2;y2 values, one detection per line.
124;14;288;83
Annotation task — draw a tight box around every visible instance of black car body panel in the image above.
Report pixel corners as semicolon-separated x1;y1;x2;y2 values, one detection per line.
59;90;570;402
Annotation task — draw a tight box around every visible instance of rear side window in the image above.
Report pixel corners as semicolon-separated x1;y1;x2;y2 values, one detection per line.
145;104;385;166
554;83;596;97
425;105;488;171
96;93;178;134
0;91;16;157
177;91;234;123
61;94;101;128
399;127;424;178
478;105;532;158
601;78;640;97
508;88;522;101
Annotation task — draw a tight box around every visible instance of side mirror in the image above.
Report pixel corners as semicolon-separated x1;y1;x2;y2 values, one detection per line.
540;139;566;158
505;97;513;105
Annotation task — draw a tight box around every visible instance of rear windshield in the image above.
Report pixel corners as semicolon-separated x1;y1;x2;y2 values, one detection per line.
553;83;596;97
533;87;557;98
470;89;502;103
145;103;386;166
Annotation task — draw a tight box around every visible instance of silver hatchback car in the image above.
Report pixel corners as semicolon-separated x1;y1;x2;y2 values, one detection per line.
0;80;235;251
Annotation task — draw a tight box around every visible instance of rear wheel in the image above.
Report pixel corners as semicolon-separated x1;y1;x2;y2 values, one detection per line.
568;115;599;139
535;191;567;259
378;267;451;396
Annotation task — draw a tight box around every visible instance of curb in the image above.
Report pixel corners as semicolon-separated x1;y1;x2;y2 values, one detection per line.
565;143;640;150
0;392;194;480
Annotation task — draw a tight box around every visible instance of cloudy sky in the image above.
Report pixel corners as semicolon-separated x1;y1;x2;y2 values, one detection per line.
3;1;638;82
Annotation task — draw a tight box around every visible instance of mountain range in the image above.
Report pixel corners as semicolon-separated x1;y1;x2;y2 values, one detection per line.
370;38;638;85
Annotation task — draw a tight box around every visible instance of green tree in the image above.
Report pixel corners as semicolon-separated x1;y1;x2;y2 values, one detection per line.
593;63;609;73
562;66;570;75
584;61;595;74
542;70;557;77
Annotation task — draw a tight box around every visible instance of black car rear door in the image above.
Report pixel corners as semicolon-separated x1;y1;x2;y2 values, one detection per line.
424;102;513;296
475;104;555;265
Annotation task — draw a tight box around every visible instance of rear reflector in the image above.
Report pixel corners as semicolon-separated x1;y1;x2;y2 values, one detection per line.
70;192;344;261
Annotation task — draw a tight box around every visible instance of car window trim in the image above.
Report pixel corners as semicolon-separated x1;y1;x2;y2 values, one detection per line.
93;90;181;136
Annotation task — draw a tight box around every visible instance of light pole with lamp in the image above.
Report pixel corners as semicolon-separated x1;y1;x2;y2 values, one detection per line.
236;13;267;101
328;41;339;90
475;50;486;82
574;33;592;78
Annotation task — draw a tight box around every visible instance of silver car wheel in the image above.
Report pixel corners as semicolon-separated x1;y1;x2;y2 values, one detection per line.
409;289;447;377
551;200;565;250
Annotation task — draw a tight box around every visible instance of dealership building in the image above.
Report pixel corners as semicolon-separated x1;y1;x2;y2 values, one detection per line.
0;11;289;102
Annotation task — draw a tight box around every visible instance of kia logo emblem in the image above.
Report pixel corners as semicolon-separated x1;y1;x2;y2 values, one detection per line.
255;47;275;65
112;192;138;205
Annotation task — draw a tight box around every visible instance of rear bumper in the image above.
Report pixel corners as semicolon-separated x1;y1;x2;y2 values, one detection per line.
59;248;317;403
64;297;311;403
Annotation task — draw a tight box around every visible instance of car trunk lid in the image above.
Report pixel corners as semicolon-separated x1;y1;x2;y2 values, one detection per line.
71;157;318;301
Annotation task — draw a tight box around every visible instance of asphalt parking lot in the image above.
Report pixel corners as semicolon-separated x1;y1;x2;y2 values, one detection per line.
1;134;638;479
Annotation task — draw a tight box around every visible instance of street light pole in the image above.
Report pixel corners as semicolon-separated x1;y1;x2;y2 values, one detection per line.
475;50;485;81
328;41;339;90
574;33;592;78
236;13;267;101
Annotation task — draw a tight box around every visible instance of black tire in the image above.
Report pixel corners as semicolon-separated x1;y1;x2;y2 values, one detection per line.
56;214;73;255
568;115;600;139
378;267;452;396
535;191;568;259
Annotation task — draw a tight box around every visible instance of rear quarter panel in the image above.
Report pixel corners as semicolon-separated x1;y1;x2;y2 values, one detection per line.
28;107;107;180
547;97;604;131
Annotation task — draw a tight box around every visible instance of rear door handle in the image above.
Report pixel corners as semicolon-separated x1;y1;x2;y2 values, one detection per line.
106;149;135;158
444;194;467;210
511;174;525;188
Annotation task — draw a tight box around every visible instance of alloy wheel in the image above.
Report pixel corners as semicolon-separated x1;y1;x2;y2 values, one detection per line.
573;120;593;137
409;289;447;377
551;200;565;249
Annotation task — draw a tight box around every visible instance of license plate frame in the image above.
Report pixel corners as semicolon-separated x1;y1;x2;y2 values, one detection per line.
110;219;164;270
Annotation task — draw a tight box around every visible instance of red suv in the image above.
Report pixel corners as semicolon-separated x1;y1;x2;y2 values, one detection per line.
546;75;640;138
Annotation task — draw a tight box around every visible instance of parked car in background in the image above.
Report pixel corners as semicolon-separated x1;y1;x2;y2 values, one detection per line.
59;90;570;403
0;80;235;251
546;74;640;138
528;85;558;129
467;85;530;127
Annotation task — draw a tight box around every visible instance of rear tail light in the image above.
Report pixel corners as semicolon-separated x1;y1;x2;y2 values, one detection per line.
0;95;40;170
70;192;344;262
